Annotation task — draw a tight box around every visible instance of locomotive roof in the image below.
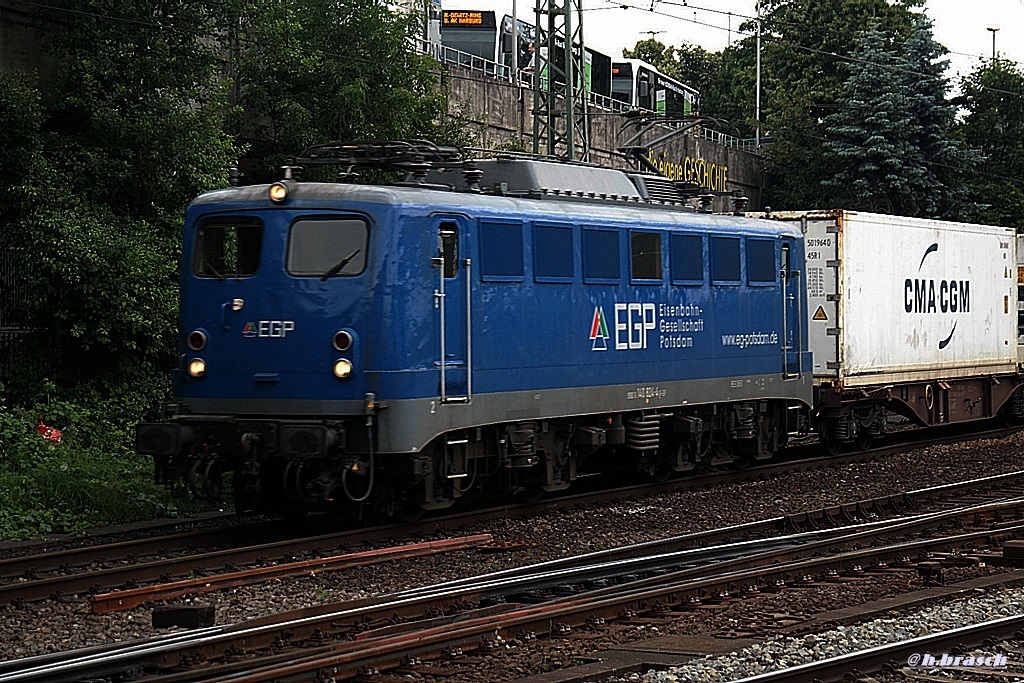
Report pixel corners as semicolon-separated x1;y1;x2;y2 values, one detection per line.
191;181;795;236
421;158;644;198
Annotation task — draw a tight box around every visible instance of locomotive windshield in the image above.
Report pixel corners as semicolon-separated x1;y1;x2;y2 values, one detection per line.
194;219;263;279
287;217;369;278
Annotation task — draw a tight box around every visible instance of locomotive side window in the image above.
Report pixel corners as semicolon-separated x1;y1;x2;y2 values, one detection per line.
670;233;703;283
194;219;263;279
710;236;741;283
479;220;524;281
287;217;368;278
583;228;620;282
630;231;662;281
747;239;776;284
534;224;574;281
439;223;458;278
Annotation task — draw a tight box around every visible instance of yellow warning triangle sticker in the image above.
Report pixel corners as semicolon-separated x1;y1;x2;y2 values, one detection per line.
812;306;828;321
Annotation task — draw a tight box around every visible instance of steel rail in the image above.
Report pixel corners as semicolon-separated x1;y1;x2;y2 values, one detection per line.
394;467;1024;598
89;534;493;614
4;423;1015;606
4;426;1019;605
0;519;289;582
8;500;1024;683
181;524;1024;683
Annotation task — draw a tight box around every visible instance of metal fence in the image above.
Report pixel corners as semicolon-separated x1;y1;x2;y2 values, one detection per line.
413;38;753;147
0;241;37;384
413;38;634;115
693;126;759;152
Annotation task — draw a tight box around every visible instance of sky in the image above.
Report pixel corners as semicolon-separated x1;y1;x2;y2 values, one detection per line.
455;0;1024;85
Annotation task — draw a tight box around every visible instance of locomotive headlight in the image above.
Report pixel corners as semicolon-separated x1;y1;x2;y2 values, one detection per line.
269;182;289;203
187;329;207;351
188;358;207;378
333;358;353;379
333;330;353;352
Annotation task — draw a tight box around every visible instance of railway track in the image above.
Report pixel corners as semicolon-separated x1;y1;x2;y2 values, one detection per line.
7;463;1024;682
2;425;1019;608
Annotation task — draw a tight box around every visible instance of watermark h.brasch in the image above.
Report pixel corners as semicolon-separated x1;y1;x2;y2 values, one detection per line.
907;652;1007;668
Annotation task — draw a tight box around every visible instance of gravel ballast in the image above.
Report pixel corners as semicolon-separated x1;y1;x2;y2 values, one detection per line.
643;586;1024;682
3;430;1024;662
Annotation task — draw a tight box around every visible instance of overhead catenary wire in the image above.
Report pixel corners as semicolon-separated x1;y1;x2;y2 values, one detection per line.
16;0;1023;100
598;0;1024;101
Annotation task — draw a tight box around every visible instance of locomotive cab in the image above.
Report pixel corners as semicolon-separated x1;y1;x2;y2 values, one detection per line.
138;181;387;511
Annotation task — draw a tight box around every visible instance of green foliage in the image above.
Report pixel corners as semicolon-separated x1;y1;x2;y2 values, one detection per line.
817;22;924;213
3;2;238;397
0;1;466;538
226;0;467;182
0;390;200;540
959;61;1024;228
818;16;978;216
0;3;239;537
755;0;921;208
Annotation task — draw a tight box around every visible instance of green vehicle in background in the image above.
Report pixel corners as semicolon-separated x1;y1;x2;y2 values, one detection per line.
611;58;700;117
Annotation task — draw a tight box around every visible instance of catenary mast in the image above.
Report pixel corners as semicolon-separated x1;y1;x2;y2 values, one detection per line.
532;0;590;160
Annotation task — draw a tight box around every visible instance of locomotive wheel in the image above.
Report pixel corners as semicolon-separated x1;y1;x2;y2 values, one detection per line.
820;422;842;457
651;465;675;482
397;503;425;523
729;453;755;471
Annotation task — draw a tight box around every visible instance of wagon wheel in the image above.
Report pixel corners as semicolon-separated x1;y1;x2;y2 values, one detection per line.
856;431;874;452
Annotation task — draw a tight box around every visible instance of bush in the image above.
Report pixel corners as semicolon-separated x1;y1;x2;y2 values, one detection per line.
0;385;209;540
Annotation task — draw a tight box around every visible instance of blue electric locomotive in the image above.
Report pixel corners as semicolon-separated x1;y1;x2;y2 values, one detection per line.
137;142;813;516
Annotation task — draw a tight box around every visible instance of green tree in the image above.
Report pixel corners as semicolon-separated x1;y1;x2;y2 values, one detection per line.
819;16;977;216
900;14;980;217
959;61;1024;228
6;1;238;400
818;23;931;213
226;0;467;182
753;0;920;208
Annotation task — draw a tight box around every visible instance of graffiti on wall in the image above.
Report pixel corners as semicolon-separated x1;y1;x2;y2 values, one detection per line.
647;152;728;192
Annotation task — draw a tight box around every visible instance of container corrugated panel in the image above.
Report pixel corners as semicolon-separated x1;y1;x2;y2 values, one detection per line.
769;210;1017;387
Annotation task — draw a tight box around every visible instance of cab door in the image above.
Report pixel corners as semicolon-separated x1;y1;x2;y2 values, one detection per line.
781;239;802;378
433;216;472;403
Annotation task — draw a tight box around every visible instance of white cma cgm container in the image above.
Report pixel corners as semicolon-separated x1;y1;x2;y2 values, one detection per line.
772;210;1017;387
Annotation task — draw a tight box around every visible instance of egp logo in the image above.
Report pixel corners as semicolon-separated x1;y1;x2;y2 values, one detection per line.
616;303;657;349
590;304;657;351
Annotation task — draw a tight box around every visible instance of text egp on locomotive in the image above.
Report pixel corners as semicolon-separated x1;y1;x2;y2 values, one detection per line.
136;142;814;515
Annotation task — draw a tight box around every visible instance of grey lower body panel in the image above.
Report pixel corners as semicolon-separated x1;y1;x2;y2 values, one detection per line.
180;372;813;454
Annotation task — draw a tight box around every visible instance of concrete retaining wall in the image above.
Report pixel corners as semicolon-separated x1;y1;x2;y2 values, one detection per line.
445;68;764;210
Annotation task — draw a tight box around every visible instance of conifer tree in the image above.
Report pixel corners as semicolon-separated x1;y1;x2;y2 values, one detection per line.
820;23;923;213
820;17;975;217
900;14;981;217
753;0;920;208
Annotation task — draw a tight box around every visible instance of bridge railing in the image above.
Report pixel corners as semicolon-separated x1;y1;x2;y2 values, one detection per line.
412;39;757;151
